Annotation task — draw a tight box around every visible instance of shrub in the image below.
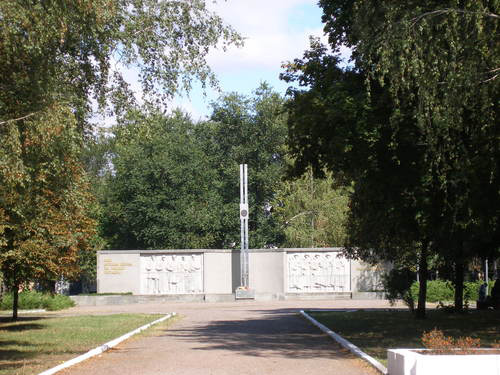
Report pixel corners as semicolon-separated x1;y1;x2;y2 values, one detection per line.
422;328;480;354
410;280;454;303
43;293;75;311
383;268;416;311
0;290;75;311
410;280;494;304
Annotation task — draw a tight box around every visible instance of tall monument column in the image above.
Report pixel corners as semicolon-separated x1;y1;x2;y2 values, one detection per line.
236;164;254;299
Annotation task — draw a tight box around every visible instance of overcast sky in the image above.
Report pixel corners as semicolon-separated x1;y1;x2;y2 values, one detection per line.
172;0;328;120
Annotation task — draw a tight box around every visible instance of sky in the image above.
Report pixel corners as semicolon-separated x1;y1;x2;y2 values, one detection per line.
170;0;329;121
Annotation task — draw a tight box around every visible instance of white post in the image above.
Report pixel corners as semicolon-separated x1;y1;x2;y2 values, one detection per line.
240;164;249;288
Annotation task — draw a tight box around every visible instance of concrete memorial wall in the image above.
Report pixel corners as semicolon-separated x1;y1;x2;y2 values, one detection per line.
97;248;385;300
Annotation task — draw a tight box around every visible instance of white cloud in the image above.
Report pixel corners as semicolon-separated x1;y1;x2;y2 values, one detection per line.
207;27;326;72
207;0;327;72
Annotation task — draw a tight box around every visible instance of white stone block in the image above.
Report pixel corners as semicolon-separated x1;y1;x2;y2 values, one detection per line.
388;349;500;375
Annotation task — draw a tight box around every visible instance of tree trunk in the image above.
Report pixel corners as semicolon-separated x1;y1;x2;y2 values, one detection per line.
416;243;429;319
454;260;465;312
12;285;19;321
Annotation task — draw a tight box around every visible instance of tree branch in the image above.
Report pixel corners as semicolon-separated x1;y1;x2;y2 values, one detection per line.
411;8;499;26
0;112;38;125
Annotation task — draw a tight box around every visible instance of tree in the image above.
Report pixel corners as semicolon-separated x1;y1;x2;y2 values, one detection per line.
98;84;289;250
0;0;242;128
0;0;242;315
285;1;499;313
326;0;500;311
101;110;223;249
282;37;439;318
200;84;289;248
273;169;350;248
0;104;96;320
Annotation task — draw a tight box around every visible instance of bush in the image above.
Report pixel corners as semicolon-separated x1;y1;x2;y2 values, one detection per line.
410;280;495;303
0;290;75;311
422;328;480;354
383;268;416;311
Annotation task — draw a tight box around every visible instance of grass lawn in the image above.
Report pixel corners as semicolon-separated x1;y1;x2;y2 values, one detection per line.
309;309;500;366
0;313;175;375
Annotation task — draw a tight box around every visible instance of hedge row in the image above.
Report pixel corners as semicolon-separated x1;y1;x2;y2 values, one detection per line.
0;290;75;311
410;280;495;303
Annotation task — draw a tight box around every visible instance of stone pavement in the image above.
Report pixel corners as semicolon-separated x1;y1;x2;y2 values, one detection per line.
57;300;397;375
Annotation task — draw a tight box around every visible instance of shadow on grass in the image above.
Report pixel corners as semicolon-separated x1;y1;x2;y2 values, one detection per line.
154;310;353;359
0;323;45;332
308;309;500;361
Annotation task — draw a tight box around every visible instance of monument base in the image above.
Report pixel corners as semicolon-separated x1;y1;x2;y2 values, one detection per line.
235;287;255;300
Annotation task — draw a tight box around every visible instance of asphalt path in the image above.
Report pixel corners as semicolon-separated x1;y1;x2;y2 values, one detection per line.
57;300;394;375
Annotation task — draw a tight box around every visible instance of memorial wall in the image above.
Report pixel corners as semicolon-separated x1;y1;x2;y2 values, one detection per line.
97;248;385;299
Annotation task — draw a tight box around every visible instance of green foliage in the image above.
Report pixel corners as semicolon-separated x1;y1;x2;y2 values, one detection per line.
202;84;289;248
273;169;350;247
0;105;97;288
284;1;499;313
383;268;416;311
98;84;289;250
0;290;75;311
410;280;454;303
102;110;223;249
410;280;496;303
0;0;242;125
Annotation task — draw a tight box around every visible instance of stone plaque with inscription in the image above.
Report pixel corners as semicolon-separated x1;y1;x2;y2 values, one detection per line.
103;259;134;275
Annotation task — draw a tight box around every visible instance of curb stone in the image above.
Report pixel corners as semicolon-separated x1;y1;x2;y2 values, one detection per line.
300;310;388;375
38;312;177;375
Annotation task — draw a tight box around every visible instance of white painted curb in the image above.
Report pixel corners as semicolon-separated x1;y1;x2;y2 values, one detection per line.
300;310;387;375
38;312;177;375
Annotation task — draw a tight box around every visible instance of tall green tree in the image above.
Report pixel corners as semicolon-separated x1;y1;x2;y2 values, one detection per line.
0;0;242;127
282;39;433;317
0;104;96;320
324;0;499;311
101;110;223;249
273;169;350;248
98;85;289;250
285;1;499;313
200;84;288;248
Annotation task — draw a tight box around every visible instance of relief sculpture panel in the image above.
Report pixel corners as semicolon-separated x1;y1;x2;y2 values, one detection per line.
287;252;350;293
140;254;203;294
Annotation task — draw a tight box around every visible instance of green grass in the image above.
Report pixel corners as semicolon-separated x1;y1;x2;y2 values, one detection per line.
0;313;173;375
309;309;500;366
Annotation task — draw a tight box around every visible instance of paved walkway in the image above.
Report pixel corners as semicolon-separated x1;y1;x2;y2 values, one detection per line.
57;300;394;375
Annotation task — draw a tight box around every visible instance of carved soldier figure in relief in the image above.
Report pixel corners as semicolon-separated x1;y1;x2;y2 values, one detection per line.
167;255;178;293
147;256;160;294
311;254;323;291
184;255;194;293
335;255;348;291
325;253;335;291
179;255;189;293
159;255;168;294
288;254;300;290
301;254;311;291
190;254;202;293
143;256;152;294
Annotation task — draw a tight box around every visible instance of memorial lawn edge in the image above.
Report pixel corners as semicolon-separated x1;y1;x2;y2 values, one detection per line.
300;310;388;374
